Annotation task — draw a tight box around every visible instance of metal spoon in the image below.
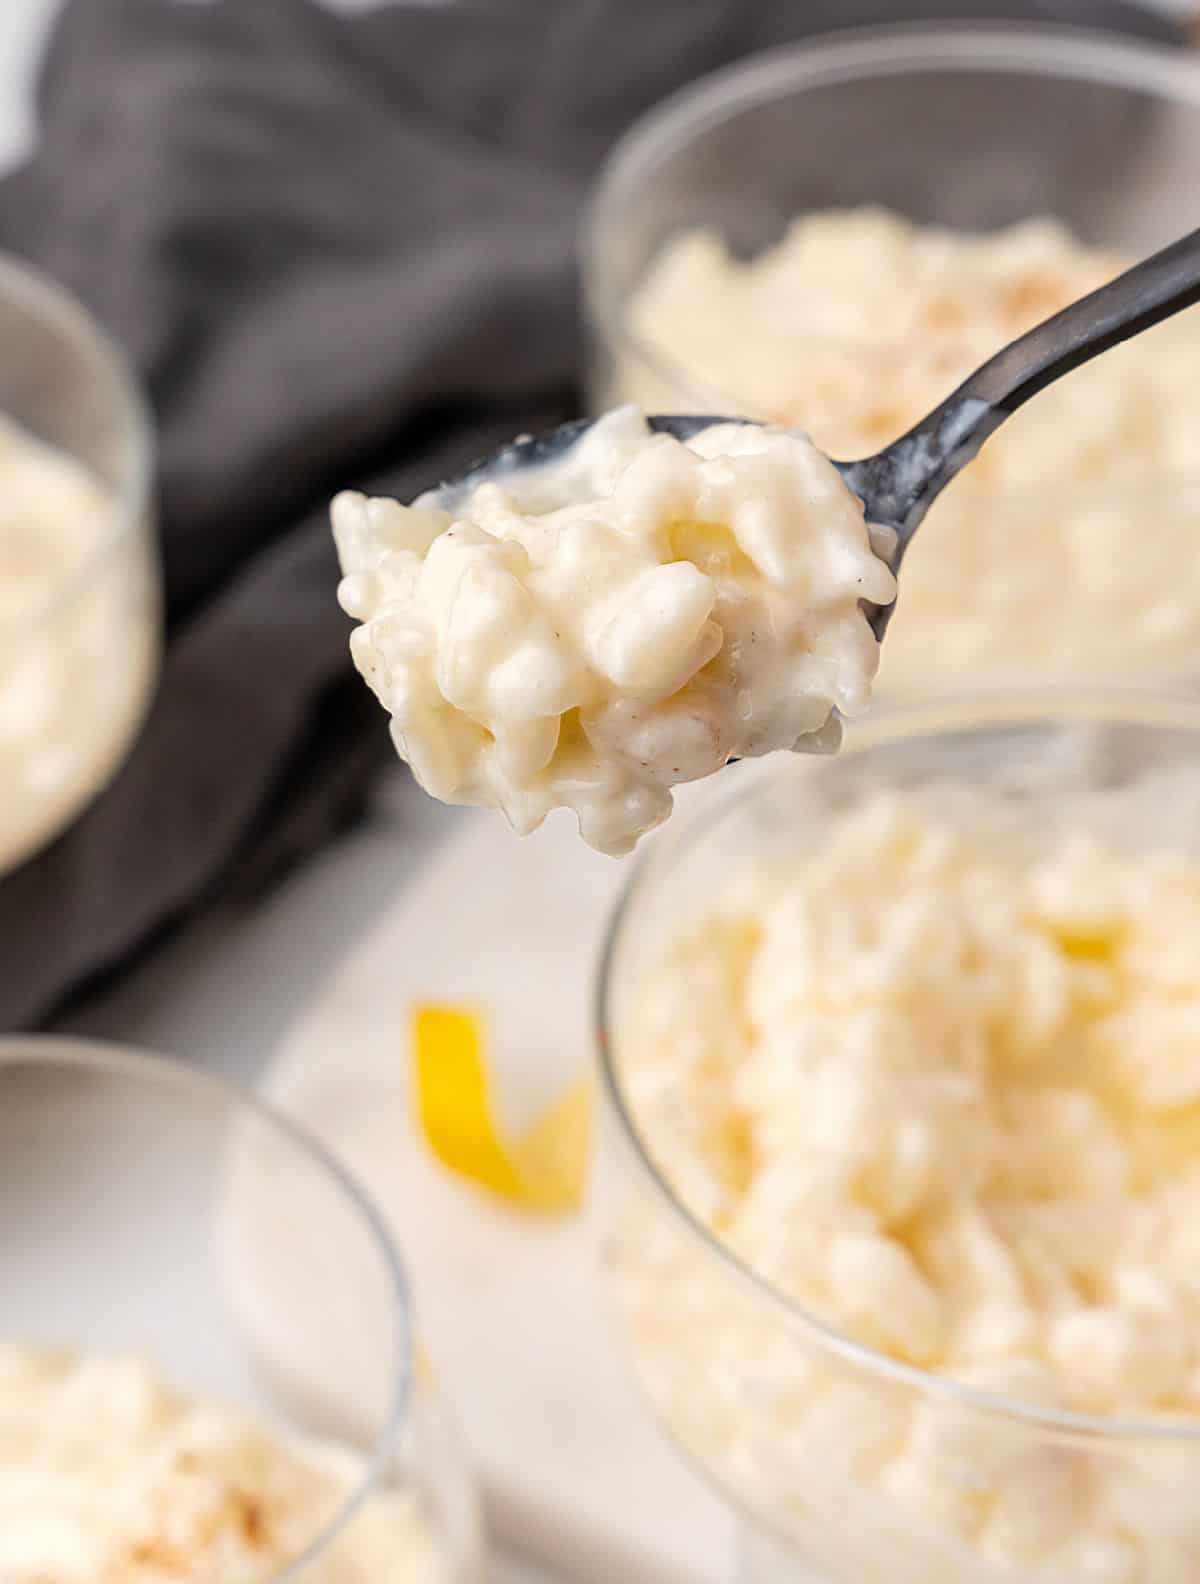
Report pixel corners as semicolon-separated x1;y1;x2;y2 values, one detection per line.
435;224;1200;640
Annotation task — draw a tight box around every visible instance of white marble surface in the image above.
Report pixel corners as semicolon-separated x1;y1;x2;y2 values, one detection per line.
263;805;738;1584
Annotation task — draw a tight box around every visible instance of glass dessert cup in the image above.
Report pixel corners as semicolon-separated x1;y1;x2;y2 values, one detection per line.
582;26;1200;695
0;1035;483;1580
596;688;1200;1583
0;254;160;876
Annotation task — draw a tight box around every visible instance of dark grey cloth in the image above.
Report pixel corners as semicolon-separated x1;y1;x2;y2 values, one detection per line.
0;0;1184;1028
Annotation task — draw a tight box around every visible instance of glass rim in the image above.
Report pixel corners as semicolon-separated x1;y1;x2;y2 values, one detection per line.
0;251;155;649
0;1034;414;1581
580;20;1200;503
595;683;1200;1446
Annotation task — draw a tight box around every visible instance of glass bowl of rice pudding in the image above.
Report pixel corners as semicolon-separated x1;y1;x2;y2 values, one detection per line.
597;688;1200;1583
583;26;1200;696
0;255;159;875
0;1036;482;1582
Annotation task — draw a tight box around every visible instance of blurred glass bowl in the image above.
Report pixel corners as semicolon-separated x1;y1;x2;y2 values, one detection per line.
0;1036;483;1581
0;254;159;876
597;687;1200;1583
582;26;1200;695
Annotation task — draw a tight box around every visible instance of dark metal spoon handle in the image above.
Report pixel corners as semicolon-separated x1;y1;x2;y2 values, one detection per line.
970;224;1200;414
840;224;1200;580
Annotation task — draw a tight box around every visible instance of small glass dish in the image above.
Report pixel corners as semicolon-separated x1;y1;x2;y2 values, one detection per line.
0;254;160;876
0;1035;483;1581
582;26;1200;694
597;687;1200;1583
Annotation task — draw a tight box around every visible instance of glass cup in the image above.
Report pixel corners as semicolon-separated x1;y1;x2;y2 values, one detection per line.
0;1035;483;1581
0;254;160;875
596;688;1200;1583
581;26;1200;694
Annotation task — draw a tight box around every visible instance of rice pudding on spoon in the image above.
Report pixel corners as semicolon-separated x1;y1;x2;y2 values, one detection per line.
333;224;1200;852
334;410;889;854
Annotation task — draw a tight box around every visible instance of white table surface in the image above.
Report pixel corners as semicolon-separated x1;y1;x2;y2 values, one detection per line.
2;3;1194;1581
